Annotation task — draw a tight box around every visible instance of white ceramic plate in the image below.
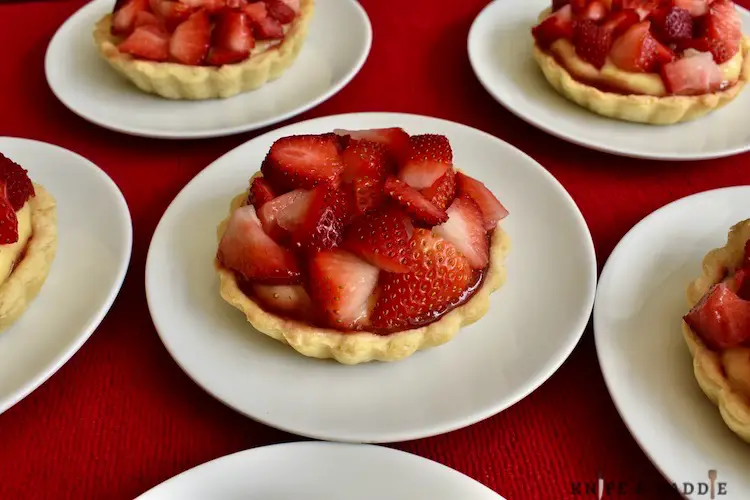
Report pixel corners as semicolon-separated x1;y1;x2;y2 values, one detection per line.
468;0;750;160
135;441;507;499
45;0;372;139
595;187;750;499
145;112;596;443
0;137;132;414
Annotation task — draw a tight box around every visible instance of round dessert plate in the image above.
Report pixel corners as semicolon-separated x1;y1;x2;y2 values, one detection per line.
594;187;750;499
0;137;132;415
468;0;750;161
145;112;597;443
135;442;507;499
44;0;372;139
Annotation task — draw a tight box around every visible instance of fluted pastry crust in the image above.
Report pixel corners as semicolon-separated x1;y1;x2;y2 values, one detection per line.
682;220;750;442
0;185;58;333
93;0;314;100
215;190;511;365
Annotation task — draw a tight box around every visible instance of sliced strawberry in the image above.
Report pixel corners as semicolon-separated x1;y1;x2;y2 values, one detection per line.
684;283;750;350
0;184;18;245
384;177;448;226
581;0;608;21
248;177;276;208
334;128;411;166
308;249;379;329
226;0;248;7
134;11;162;29
573;19;613;69
398;134;452;190
421;168;456;211
180;0;226;10
265;0;296;23
673;0;710;17
340;140;388;216
257;188;311;239
649;7;693;43
700;0;742;64
112;0;149;36
252;284;313;319
370;230;474;331
622;0;660;19
455;172;508;230
609;21;674;72
118;25;171;61
433;197;489;270
601;9;640;38
279;0;299;13
217;204;301;284
169;9;211;65
342;206;413;273
207;11;254;66
243;1;268;23
0;154;35;212
289;185;349;252
261;134;344;192
531;5;574;49
662;50;724;95
253;15;284;39
153;1;193;32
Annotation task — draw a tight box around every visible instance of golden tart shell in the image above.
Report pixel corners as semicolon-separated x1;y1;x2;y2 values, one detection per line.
682;219;750;443
93;0;314;100
215;190;511;365
0;184;58;333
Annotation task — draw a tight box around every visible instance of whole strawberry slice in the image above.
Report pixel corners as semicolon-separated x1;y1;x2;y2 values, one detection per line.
207;11;254;66
455;172;507;230
265;0;296;23
169;9;211;65
0;184;19;245
252;284;313;320
308;249;380;329
0;154;35;212
217;204;301;284
434;196;489;270
371;230;474;331
118;25;170;61
340;140;388;215
532;4;574;49
112;0;149;36
384;177;448;226
421;168;455;211
153;1;193;32
257;188;311;240
662;50;724;95
252;14;284;39
342;206;413;273
334;128;411;167
289;184;349;252
572;19;613;69
684;282;750;350
261;134;344;192
398;134;453;190
700;0;742;64
609;21;674;73
248;176;276;208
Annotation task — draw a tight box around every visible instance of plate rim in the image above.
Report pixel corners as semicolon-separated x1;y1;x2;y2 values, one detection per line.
467;0;750;161
0;136;134;415
593;185;750;497
145;111;598;443
43;0;374;140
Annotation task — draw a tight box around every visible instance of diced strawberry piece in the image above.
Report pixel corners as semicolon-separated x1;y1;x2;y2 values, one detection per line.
601;9;640;38
340;140;388;216
153;1;193;32
384;177;448;226
118;25;171;61
531;5;574;48
169;10;211;65
112;0;149;36
581;0;608;21
0;184;18;245
334;128;411;166
253;15;284;39
257;188;311;237
421;168;456;211
684;283;750;350
248;177;276;208
252;284;313;319
265;0;296;23
650;7;693;43
217;204;301;284
261;134;344;192
609;21;674;72
289;185;349;253
134;11;162;29
455;172;508;230
243;1;268;23
308;249;380;329
207;11;254;66
673;0;710;17
700;0;742;64
573;19;613;69
662;50;724;95
0;154;35;212
370;230;474;331
398;134;452;190
622;0;660;19
433;197;489;270
342;206;413;273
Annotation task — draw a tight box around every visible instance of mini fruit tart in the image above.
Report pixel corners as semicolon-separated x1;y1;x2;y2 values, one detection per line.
0;154;57;333
94;0;313;100
683;219;750;442
215;128;511;364
531;0;750;124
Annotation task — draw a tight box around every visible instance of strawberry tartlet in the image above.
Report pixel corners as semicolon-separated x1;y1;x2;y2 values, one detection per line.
94;0;313;100
531;0;750;124
683;220;750;442
0;154;57;333
214;128;511;364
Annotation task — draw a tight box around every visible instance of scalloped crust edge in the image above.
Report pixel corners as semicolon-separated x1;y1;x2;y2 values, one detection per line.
531;28;750;125
92;0;314;100
682;219;750;443
215;191;511;365
0;184;58;333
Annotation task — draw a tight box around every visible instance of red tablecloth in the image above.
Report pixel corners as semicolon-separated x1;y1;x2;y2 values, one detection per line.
1;0;749;498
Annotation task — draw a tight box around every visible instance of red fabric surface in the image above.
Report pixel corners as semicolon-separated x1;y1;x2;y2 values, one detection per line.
0;0;749;498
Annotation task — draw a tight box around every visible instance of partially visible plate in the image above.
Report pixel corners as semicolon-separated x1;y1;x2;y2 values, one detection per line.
0;137;132;414
468;0;750;160
136;442;507;500
145;112;596;443
45;0;372;139
595;187;750;499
